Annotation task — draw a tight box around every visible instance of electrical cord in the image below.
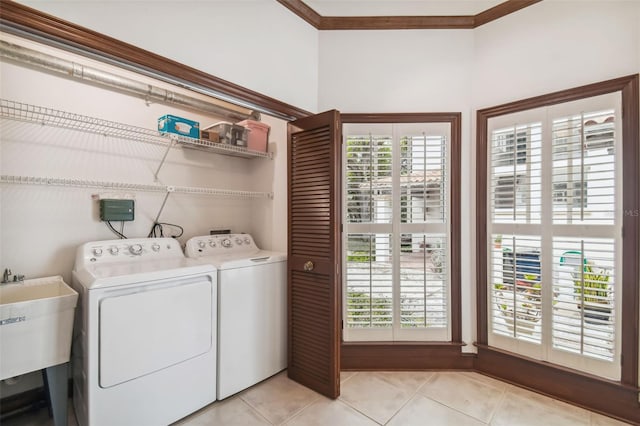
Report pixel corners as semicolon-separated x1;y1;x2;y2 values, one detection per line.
147;222;184;238
106;221;127;239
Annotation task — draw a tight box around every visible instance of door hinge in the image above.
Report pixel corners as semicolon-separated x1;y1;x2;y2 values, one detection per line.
340;223;343;233
341;320;344;329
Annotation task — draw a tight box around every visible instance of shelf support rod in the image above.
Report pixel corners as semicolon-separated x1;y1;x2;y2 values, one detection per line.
154;137;175;181
153;186;175;224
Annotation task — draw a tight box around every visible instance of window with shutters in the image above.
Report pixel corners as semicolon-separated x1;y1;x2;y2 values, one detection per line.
487;93;622;379
343;122;451;342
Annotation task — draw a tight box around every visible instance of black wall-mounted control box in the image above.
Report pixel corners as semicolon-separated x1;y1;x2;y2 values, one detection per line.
100;199;135;221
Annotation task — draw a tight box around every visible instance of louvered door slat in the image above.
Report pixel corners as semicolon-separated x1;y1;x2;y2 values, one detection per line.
287;110;341;399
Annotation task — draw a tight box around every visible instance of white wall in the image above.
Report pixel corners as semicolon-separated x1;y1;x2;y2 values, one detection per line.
472;0;640;109
317;0;640;352
16;0;319;113
318;30;474;113
319;29;477;350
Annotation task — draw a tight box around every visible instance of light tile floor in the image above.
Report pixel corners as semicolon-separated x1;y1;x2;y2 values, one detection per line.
2;371;631;425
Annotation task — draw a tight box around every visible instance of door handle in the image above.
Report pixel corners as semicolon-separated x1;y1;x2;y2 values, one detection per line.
303;261;315;272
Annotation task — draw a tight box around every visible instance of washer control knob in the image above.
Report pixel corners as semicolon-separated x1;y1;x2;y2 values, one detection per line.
109;246;119;255
235;237;243;245
198;241;206;249
151;243;161;252
93;248;103;257
209;241;216;248
244;237;251;244
129;244;143;255
221;238;232;248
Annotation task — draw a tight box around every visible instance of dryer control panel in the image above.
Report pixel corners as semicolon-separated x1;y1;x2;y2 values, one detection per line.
185;234;258;258
77;238;184;264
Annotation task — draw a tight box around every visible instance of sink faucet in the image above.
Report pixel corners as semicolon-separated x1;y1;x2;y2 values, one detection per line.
2;268;12;284
1;268;23;284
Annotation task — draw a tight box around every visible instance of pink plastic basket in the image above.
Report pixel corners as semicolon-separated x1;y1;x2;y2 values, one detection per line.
238;120;270;152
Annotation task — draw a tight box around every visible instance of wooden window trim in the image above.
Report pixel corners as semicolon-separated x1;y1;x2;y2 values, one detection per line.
475;75;639;424
340;112;462;369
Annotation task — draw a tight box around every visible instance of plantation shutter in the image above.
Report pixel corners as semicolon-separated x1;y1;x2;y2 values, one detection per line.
549;106;619;379
487;93;622;380
344;129;394;340
287;110;341;399
397;131;449;341
344;122;451;342
488;119;543;358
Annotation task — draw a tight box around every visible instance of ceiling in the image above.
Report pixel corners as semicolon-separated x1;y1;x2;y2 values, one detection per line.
304;0;505;17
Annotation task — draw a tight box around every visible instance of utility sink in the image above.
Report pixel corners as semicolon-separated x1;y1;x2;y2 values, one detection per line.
0;275;78;380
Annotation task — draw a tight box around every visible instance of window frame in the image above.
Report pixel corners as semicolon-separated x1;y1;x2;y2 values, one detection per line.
476;75;639;389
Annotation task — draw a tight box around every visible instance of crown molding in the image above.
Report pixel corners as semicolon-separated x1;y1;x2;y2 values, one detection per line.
276;0;542;30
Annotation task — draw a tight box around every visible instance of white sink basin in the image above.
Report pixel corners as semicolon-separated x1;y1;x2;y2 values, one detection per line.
0;275;78;380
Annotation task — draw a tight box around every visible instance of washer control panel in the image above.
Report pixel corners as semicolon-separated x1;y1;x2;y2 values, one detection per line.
185;234;257;257
80;238;183;264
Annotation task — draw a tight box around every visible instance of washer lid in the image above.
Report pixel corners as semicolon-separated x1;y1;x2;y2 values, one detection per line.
74;258;216;289
194;250;287;270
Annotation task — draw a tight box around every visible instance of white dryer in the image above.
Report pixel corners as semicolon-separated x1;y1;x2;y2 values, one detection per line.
71;238;217;426
185;234;286;400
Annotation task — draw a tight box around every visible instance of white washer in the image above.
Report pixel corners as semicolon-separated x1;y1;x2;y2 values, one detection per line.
185;233;286;400
71;238;217;426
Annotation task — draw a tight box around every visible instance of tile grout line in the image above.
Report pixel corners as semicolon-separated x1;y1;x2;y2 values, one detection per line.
274;390;324;425
383;393;422;425
485;385;509;425
338;372;403;425
235;396;276;425
417;373;496;424
338;393;386;425
335;397;386;426
371;371;437;425
419;393;492;425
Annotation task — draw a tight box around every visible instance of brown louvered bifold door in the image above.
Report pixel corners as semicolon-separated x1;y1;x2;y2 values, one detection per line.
287;110;341;398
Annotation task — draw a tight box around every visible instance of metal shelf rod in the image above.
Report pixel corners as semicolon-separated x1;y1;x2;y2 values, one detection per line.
0;175;273;199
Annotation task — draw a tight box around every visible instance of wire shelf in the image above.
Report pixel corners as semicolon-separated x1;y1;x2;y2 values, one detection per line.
0;175;273;199
175;136;272;159
0;99;272;159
